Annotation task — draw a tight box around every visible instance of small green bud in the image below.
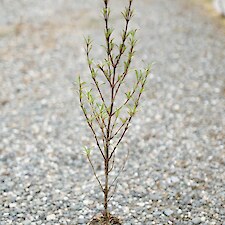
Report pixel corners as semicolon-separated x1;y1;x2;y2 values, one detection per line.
91;69;97;78
140;87;145;94
125;91;131;99
120;117;128;124
83;146;91;156
115;108;120;118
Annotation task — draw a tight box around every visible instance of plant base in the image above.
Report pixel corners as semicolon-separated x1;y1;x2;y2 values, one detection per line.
88;213;122;225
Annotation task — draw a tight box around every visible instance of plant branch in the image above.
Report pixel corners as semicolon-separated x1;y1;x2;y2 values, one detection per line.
89;101;107;142
111;73;142;117
79;81;106;160
108;147;130;199
103;0;115;70
109;68;150;160
114;41;136;98
114;0;133;68
87;154;104;192
85;40;109;116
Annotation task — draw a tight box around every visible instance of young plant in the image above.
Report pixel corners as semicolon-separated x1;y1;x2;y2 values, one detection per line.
77;0;151;223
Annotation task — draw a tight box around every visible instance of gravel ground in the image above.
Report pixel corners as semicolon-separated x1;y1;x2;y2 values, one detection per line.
0;0;225;224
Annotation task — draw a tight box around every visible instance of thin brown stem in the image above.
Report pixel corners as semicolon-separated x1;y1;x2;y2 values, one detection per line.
110;119;128;140
109;115;132;160
98;63;111;84
108;147;130;196
89;101;107;143
114;44;135;98
114;0;133;67
87;155;104;192
86;46;109;116
79;86;105;160
104;0;115;69
111;74;142;117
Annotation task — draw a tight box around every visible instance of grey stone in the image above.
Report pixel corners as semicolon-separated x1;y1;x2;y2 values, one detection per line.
192;217;202;224
46;214;56;221
163;209;174;216
23;220;31;225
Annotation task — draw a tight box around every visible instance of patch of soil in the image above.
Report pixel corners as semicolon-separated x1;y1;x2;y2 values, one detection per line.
88;214;122;225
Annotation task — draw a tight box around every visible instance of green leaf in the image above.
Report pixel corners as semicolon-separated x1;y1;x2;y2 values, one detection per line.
87;89;94;104
91;69;97;78
88;58;93;65
124;61;129;71
84;36;91;45
118;75;122;82
135;70;139;80
83;146;91;156
115;108;120;118
125;91;131;99
120;117;128;124
140;87;145;94
105;28;113;39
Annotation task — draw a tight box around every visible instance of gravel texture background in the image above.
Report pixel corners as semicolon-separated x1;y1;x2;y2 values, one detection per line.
0;0;225;224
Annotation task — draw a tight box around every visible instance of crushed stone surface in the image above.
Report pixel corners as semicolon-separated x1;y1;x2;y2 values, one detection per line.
0;0;225;224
